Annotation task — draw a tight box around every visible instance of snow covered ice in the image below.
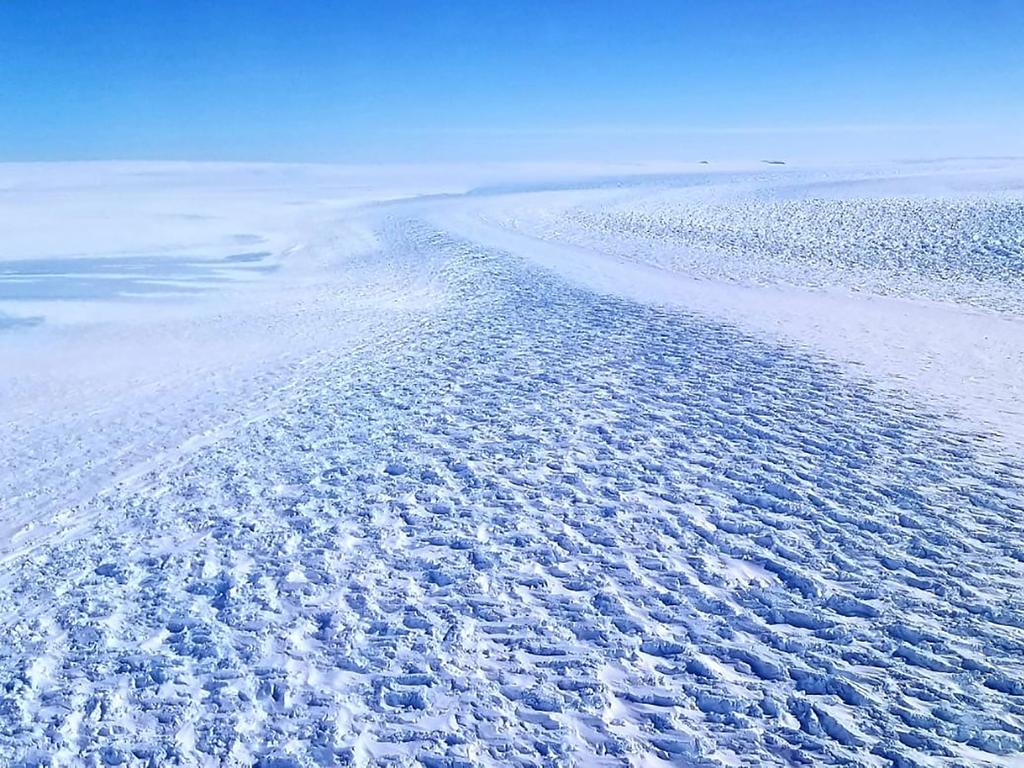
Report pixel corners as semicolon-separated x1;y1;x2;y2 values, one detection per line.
2;160;1024;766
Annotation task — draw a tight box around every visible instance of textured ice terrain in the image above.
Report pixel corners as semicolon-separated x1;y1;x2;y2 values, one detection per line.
2;162;1024;767
535;192;1024;312
482;162;1024;310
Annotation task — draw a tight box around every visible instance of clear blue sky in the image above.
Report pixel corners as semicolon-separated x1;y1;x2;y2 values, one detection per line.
2;0;1022;162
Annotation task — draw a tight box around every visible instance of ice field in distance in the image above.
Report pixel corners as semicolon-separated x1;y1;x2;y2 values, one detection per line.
1;159;1024;766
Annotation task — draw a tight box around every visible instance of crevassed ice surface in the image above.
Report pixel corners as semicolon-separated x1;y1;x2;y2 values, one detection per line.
490;168;1024;312
1;162;1024;767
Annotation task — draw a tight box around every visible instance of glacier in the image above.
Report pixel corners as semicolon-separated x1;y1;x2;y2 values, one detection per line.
1;160;1023;767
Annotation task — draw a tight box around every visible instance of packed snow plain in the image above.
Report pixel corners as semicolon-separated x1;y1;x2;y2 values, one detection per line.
1;160;1023;767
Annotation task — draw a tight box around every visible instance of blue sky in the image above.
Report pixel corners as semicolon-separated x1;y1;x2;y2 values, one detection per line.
2;1;1022;162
